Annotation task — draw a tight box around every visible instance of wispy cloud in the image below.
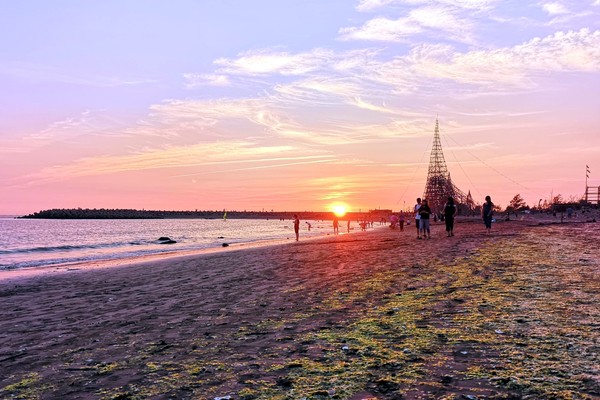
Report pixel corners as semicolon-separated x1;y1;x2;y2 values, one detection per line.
0;110;136;155
0;62;156;87
339;15;423;42
146;28;600;154
214;48;335;76
183;73;231;88
356;0;396;12
189;26;600;105
11;141;331;187
211;48;382;80
442;141;496;151
173;157;337;177
402;29;600;88
274;77;366;104
440;0;498;10
346;1;497;43
356;0;498;12
150;98;264;124
349;97;395;113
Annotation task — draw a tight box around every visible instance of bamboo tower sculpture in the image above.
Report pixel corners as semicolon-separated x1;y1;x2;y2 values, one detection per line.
423;119;472;213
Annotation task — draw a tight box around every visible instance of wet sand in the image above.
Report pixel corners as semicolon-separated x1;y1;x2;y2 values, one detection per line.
0;217;598;399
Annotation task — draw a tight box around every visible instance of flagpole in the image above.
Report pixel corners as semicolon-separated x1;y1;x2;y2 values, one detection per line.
585;164;590;203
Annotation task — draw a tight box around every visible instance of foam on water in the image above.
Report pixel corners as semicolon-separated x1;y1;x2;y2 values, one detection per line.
0;218;356;271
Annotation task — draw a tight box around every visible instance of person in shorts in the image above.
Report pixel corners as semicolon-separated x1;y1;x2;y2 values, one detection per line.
414;198;422;239
419;199;432;239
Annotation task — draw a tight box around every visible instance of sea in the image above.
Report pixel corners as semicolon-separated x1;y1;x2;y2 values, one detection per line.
0;217;347;272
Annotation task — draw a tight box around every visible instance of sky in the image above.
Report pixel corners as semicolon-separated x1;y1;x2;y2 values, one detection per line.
1;0;599;216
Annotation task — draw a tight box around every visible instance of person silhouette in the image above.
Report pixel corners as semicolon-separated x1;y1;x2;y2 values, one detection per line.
444;197;458;237
293;214;300;241
482;196;494;234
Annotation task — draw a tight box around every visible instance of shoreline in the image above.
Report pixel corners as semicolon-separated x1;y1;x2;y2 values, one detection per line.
0;224;370;284
2;211;596;279
1;214;596;285
1;218;598;399
0;213;583;284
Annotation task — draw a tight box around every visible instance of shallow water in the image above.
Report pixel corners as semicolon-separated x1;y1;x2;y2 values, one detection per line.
0;218;344;271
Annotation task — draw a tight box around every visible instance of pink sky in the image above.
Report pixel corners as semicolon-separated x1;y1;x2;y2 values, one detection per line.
1;1;599;215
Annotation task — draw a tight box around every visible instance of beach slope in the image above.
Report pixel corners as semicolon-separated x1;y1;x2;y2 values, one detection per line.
0;220;598;399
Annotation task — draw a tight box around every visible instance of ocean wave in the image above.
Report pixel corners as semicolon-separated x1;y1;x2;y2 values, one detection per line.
0;239;158;255
0;218;343;271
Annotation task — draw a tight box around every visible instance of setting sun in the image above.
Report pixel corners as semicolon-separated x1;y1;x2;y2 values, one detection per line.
331;203;348;217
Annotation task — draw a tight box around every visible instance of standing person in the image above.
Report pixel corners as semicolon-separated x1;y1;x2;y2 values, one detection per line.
444;197;458;237
333;215;339;235
414;198;422;239
293;214;300;241
347;219;351;233
482;195;494;234
419;199;432;239
399;211;405;231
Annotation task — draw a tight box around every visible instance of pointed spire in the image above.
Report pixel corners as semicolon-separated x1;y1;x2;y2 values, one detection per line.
423;119;467;212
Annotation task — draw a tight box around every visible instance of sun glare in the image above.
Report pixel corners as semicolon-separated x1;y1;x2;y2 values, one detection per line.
331;204;348;217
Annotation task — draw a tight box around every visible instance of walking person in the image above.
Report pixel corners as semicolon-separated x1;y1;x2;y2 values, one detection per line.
482;195;494;234
414;198;422;239
419;199;432;239
333;215;339;235
444;197;458;237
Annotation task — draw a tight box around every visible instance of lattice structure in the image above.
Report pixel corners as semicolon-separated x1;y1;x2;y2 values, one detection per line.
423;119;470;213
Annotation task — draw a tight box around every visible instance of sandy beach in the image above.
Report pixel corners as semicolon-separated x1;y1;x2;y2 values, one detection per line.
1;217;599;399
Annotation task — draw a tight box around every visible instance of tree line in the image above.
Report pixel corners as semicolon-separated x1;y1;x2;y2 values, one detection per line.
19;208;378;221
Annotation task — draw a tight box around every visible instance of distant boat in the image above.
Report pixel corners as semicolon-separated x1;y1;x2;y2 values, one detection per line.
223;211;227;221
